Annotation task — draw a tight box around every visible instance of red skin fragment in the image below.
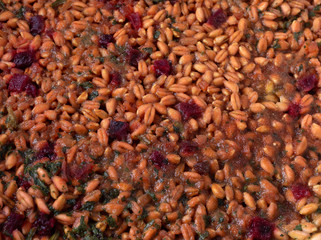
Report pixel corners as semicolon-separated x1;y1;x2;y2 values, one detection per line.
176;100;203;120
287;102;301;118
297;73;319;92
207;9;227;28
248;217;275;240
291;183;311;200
128;12;142;31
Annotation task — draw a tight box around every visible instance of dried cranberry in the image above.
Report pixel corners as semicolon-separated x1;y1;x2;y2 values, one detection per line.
32;213;55;236
73;198;82;210
179;141;199;157
108;120;129;140
13;50;35;69
176;100;203;120
128;13;142;31
126;48;142;67
194;161;209;174
297;73;318;92
69;163;93;180
29;15;45;36
3;212;24;234
110;72;122;88
36;142;56;160
291;183;311;200
169;0;177;4
8;74;31;93
154;59;172;77
17;177;31;190
98;34;114;48
207;9;227;28
25;83;38;97
150;150;167;169
248;217;275;240
287;102;300;118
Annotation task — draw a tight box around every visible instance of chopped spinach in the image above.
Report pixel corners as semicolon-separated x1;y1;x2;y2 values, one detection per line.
51;0;66;9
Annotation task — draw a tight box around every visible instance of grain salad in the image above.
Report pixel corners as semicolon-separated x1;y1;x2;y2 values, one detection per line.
1;0;321;239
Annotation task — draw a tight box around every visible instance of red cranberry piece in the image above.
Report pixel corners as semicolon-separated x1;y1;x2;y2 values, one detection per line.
179;141;199;157
36;142;56;160
8;74;31;93
291;183;311;200
154;59;172;77
3;212;24;234
287;102;300;118
73;198;82;210
108;120;129;140
98;34;114;48
13;50;35;69
32;213;55;236
69;163;93;180
176;100;203;120
126;48;142;67
248;217;275;240
110;72;122;88
29;15;45;36
207;9;227;28
17;177;31;190
194;161;209;174
150;150;167;169
25;83;38;97
297;73;318;92
128;12;142;31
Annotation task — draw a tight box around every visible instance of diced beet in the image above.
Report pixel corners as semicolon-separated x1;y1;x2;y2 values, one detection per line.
108;120;129;140
13;50;35;69
154;59;172;77
8;74;31;93
297;73;318;92
150;150;167;169
291;183;311;200
176;100;203;120
128;12;142;31
194;161;209;174
248;217;275;240
25;83;38;97
110;72;122;88
287;102;300;118
207;9;227;28
126;48;142;67
3;212;24;234
32;213;55;236
36;142;56;160
29;15;45;36
98;34;114;48
179;141;199;157
69;163;93;180
17;177;31;190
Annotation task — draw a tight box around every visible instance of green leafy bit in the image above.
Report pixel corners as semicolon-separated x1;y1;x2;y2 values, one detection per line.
88;91;99;100
197;231;209;240
142;47;153;54
0;0;6;11
6;107;18;130
26;228;36;240
293;32;301;42
79;81;94;89
154;30;161;39
294;224;302;231
0;142;14;160
272;39;281;49
81;201;96;211
19;149;35;165
51;0;66;9
49;231;60;240
107;216;117;228
138;208;148;220
15;7;26;19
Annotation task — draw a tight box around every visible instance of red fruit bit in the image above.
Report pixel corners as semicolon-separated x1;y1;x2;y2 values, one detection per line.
176;100;203;120
154;59;172;77
179;141;199;157
13;50;35;69
109;72;122;88
287;102;301;118
36;142;56;160
32;213;55;236
8;74;31;93
69;163;93;180
297;73;318;92
248;217;275;240
29;15;45;36
98;34;114;48
73;198;82;211
25;83;38;97
108;120;129;140
128;12;142;31
150;150;168;169
3;212;24;234
207;9;227;28
291;183;311;200
194;161;209;174
17;177;31;190
126;48;142;67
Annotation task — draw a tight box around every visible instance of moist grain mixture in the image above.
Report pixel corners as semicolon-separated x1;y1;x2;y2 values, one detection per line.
0;0;321;239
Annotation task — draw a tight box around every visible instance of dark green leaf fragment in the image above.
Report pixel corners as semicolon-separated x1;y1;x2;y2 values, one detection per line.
51;0;66;9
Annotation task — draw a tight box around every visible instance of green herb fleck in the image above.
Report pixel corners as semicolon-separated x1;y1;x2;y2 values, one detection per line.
79;82;94;89
142;47;153;54
0;1;6;11
154;30;161;39
294;224;302;231
107;216;117;228
298;64;303;72
6;107;18;130
88;91;99;100
51;0;66;9
81;201;96;211
272;39;281;49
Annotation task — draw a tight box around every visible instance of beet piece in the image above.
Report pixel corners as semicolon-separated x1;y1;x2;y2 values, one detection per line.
179;141;199;157
3;212;24;234
32;213;55;236
287;102;300;118
126;48;142;67
110;72;122;88
69;163;93;180
128;12;142;31
29;15;45;36
297;73;318;92
194;161;209;174
150;150;167;169
291;183;311;200
176;100;203;120
108;120;129;140
99;34;114;48
8;74;31;93
36;142;56;160
154;59;172;77
25;83;38;97
207;9;227;28
248;217;275;240
13;50;35;69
